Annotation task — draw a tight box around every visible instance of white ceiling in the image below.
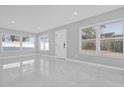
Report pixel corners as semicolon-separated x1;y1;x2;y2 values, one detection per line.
0;5;123;33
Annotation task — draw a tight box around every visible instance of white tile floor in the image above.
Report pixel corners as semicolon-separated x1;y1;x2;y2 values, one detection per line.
0;54;124;87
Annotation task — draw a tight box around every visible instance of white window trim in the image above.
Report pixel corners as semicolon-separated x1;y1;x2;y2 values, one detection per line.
79;18;124;57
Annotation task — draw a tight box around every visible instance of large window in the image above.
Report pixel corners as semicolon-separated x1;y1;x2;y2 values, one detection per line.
1;33;36;52
2;34;21;51
81;26;96;54
39;35;49;51
80;21;124;56
22;36;35;50
44;35;49;50
100;21;123;55
40;36;44;50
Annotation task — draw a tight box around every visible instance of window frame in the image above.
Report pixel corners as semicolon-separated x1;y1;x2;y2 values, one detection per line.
39;34;49;51
79;19;124;57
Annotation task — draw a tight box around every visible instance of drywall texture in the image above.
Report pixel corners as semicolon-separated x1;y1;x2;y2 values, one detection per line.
0;28;38;57
38;7;124;68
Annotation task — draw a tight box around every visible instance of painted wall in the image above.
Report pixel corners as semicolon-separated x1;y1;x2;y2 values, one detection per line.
0;28;38;57
38;7;124;68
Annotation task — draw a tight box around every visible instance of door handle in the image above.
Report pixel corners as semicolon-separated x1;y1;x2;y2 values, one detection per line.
63;43;66;48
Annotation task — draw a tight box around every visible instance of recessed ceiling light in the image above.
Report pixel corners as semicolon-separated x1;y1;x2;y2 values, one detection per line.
11;20;15;24
73;11;78;15
37;27;41;30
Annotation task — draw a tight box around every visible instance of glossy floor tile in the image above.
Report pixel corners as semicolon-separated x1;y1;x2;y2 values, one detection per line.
0;54;124;87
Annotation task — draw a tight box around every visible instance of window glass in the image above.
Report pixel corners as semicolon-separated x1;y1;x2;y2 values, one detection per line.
44;36;49;50
100;21;123;38
40;35;49;51
81;26;96;53
100;39;123;54
82;27;96;39
22;36;35;50
40;37;44;50
81;40;96;51
2;34;20;51
100;21;123;54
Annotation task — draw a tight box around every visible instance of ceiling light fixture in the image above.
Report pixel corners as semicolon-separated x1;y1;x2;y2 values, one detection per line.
73;11;78;15
11;20;15;24
37;27;41;30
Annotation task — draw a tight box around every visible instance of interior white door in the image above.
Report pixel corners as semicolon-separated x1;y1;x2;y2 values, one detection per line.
55;30;67;58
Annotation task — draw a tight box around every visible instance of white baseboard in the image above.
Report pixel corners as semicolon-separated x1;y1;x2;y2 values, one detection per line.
0;53;37;59
38;53;124;71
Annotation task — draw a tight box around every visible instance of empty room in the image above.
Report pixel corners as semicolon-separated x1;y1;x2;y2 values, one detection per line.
1;5;124;87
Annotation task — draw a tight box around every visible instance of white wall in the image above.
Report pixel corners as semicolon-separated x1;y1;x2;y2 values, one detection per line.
38;7;124;68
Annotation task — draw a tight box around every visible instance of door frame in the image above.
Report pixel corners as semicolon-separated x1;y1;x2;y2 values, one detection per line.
55;29;67;59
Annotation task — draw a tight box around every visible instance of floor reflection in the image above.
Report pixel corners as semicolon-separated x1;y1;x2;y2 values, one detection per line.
22;59;35;75
0;57;37;86
0;55;124;87
2;62;20;70
40;59;50;77
1;62;21;85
